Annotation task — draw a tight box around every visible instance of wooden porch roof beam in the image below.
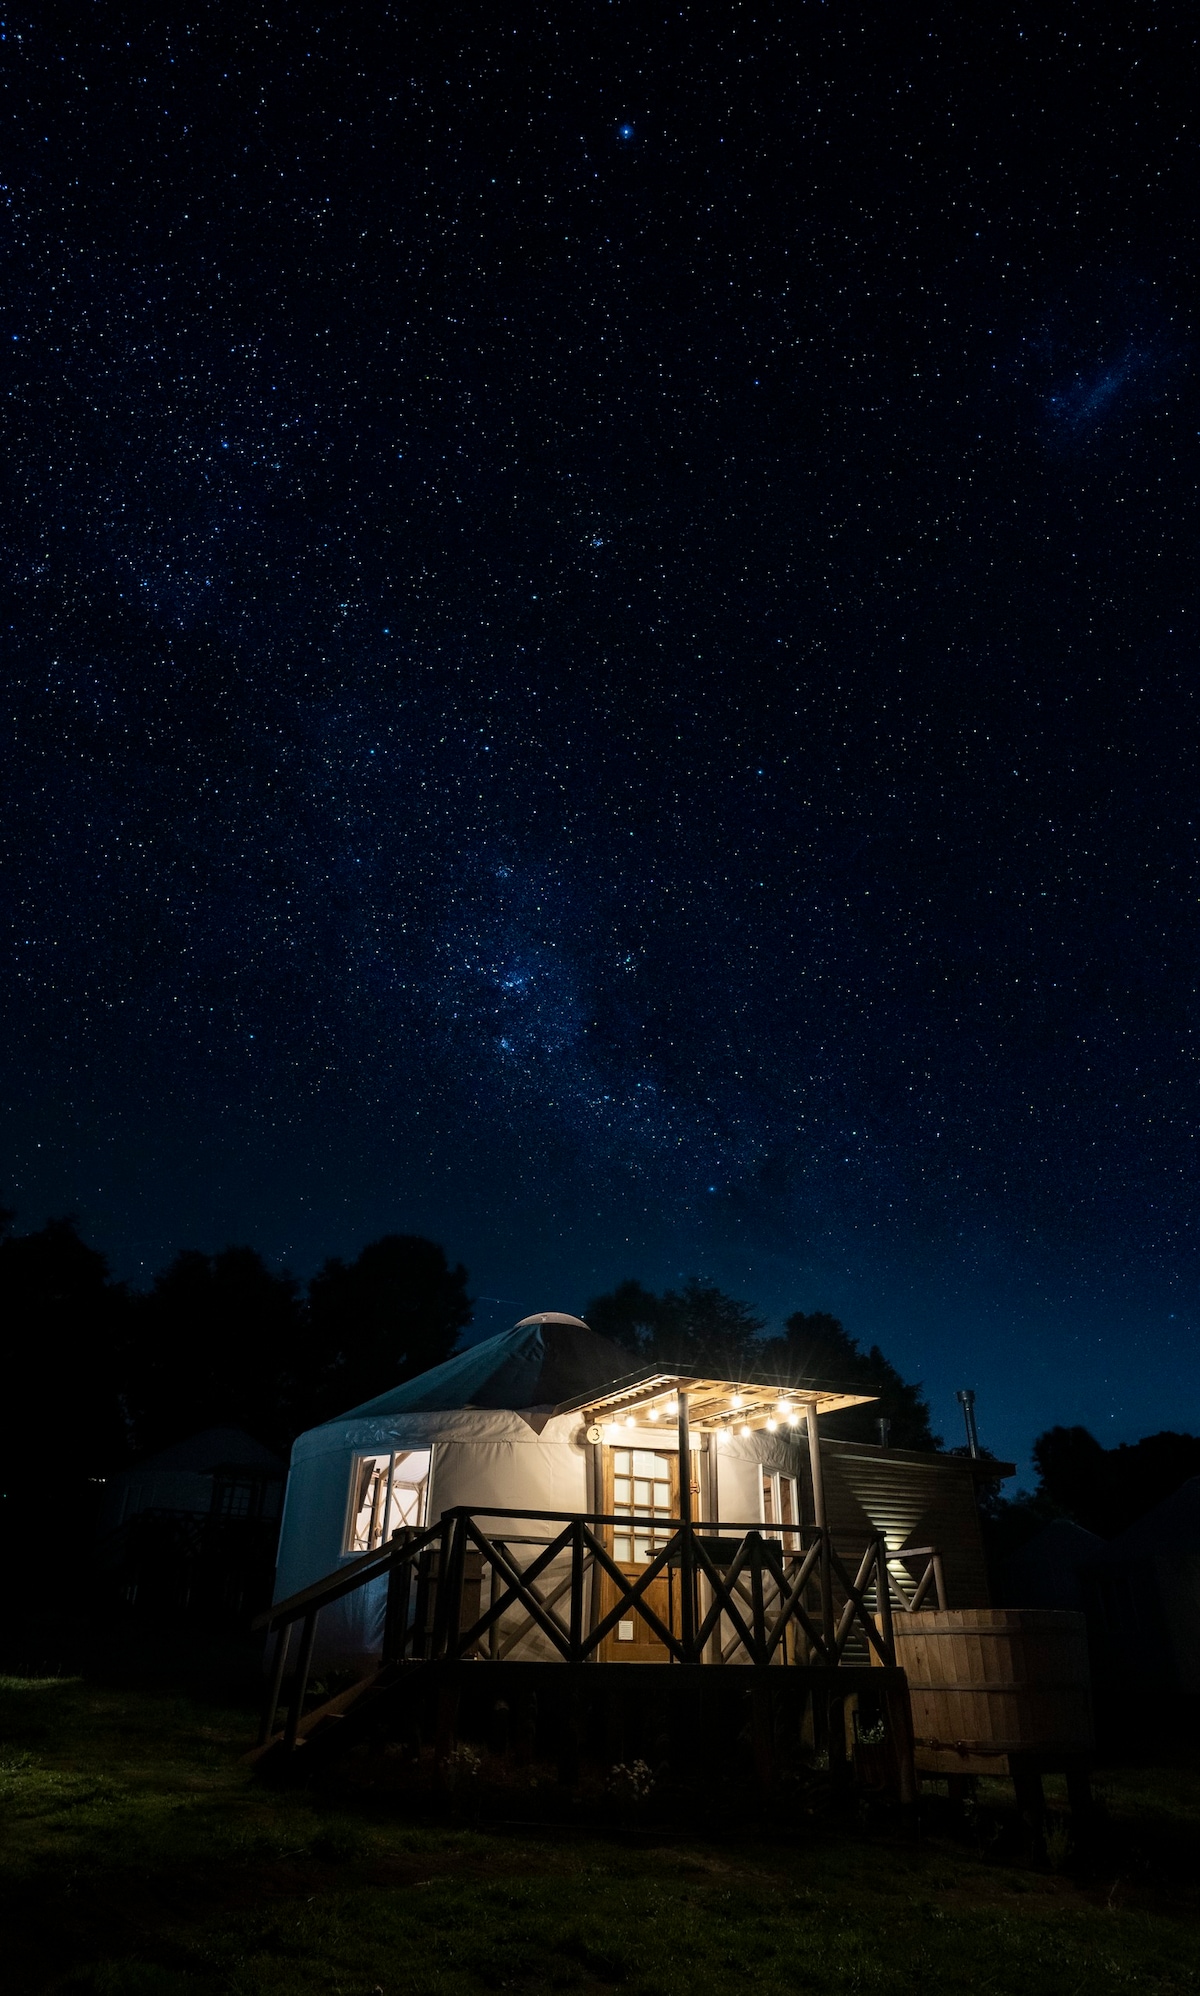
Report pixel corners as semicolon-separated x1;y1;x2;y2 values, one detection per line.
557;1367;879;1432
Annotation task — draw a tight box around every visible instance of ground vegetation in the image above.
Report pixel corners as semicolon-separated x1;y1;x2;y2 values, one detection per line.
1;1665;1199;1995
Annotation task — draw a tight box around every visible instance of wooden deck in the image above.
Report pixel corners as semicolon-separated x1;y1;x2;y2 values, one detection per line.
253;1506;945;1798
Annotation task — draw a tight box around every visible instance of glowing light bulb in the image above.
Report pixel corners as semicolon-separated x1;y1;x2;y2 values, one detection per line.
605;1423;620;1443
776;1399;791;1416
766;1417;778;1432
730;1392;743;1409
787;1412;800;1428
647;1406;659;1422
739;1423;751;1438
624;1414;635;1429
666;1400;679;1417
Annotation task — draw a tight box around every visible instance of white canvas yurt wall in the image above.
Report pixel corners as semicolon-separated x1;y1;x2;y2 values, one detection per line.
273;1314;633;1669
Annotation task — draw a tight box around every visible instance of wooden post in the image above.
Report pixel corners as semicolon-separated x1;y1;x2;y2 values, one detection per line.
880;1673;917;1810
569;1517;585;1662
932;1551;947;1611
442;1512;468;1659
677;1389;696;1656
434;1670;460;1771
806;1405;835;1655
430;1513;456;1658
587;1434;603;1644
283;1609;318;1751
751;1676;774;1788
875;1536;896;1666
749;1533;767;1665
383;1531;414;1664
1012;1756;1047;1854
259;1622;290;1746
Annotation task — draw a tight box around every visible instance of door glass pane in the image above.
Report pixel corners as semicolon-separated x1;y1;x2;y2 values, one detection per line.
386;1450;431;1535
611;1447;673;1564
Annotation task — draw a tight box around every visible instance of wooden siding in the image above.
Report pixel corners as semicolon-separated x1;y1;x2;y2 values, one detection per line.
808;1439;992;1608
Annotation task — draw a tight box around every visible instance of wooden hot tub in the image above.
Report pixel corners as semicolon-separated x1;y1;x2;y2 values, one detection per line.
888;1608;1093;1776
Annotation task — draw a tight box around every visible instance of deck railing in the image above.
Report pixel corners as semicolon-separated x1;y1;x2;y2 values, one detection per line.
255;1508;946;1750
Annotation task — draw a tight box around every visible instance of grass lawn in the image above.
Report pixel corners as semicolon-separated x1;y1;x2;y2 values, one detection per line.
3;1670;1200;1996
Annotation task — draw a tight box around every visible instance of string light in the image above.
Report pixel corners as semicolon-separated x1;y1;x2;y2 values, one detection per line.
739;1423;751;1438
666;1400;679;1417
624;1414;636;1428
730;1392;743;1409
776;1399;791;1416
766;1417;778;1432
647;1406;659;1422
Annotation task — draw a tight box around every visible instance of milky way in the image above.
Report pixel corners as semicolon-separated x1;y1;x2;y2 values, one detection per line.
3;7;1199;1466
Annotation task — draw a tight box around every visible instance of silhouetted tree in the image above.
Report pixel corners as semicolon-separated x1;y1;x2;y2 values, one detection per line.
587;1283;939;1450
585;1276;765;1376
759;1310;941;1450
653;1278;766;1372
300;1234;473;1428
0;1212;133;1561
125;1246;303;1456
1033;1423;1200;1537
584;1279;663;1355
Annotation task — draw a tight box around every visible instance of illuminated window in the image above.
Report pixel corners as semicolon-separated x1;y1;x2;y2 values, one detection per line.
762;1470;802;1549
345;1450;432;1553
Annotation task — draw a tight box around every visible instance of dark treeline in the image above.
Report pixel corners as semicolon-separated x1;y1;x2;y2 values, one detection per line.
584;1277;941;1450
6;1210;1193;1564
0;1211;471;1552
992;1424;1200;1551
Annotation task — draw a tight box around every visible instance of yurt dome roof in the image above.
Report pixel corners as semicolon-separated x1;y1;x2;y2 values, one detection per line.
327;1315;634;1423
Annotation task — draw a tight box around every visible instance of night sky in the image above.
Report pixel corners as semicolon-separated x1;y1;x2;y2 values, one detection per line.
3;5;1199;1470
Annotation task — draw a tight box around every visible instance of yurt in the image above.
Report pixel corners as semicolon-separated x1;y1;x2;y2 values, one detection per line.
273;1313;636;1668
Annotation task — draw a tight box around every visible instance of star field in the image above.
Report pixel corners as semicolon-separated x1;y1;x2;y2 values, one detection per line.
3;5;1200;1467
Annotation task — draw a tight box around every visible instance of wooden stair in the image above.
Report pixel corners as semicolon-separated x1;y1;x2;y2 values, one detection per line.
243;1665;385;1763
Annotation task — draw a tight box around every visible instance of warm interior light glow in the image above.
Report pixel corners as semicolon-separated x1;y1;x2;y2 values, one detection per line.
666;1400;679;1417
787;1412;800;1428
776;1399;791;1415
647;1406;659;1422
730;1392;743;1409
624;1414;636;1428
739;1423;751;1437
766;1416;778;1432
605;1423;620;1443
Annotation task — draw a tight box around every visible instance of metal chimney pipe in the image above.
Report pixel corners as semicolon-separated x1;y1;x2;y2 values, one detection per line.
956;1387;980;1458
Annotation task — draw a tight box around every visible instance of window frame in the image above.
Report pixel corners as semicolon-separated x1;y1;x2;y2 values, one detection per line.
343;1446;433;1556
761;1468;802;1551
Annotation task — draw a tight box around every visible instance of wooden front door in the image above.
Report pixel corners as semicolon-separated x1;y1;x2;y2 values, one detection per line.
599;1443;680;1661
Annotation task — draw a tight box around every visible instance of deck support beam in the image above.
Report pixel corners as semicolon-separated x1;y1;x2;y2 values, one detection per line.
677;1390;696;1654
